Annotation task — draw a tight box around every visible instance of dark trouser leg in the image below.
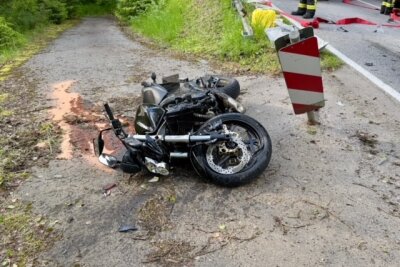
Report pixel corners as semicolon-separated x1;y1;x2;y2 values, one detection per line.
384;0;394;14
381;0;390;14
303;0;316;18
292;0;307;16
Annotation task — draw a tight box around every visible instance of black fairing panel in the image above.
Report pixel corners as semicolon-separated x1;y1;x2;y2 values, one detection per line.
142;85;168;105
135;104;165;134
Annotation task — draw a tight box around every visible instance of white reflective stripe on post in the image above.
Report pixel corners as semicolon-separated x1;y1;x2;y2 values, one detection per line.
279;52;321;76
287;89;324;105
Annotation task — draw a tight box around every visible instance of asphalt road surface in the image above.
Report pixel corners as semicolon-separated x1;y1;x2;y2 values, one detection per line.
271;0;400;92
5;17;400;266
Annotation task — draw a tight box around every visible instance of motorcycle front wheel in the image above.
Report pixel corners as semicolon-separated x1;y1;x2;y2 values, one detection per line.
190;113;272;187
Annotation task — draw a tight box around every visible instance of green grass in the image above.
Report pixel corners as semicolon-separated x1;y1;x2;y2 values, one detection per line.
0;203;59;266
0;21;77;81
131;0;280;73
131;0;187;43
321;50;343;71
128;0;342;74
0;2;114;69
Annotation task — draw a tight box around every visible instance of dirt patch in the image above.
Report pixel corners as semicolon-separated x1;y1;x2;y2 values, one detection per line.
0;202;60;266
355;130;378;147
0;70;62;191
144;239;194;266
138;191;176;234
0;71;64;265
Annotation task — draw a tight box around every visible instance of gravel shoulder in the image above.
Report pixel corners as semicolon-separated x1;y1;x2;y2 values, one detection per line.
2;17;400;266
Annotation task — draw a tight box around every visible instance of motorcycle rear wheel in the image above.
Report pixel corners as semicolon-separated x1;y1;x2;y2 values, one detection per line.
191;113;272;187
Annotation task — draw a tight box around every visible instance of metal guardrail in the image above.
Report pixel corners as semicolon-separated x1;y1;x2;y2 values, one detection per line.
233;0;254;38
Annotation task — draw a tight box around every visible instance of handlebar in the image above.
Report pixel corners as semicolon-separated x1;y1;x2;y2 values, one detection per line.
104;103;115;120
104;103;127;138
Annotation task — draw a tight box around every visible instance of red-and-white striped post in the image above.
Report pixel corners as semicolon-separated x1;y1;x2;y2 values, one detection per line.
277;34;325;124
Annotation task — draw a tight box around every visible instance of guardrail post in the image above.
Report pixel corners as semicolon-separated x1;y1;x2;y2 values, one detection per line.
274;27;324;125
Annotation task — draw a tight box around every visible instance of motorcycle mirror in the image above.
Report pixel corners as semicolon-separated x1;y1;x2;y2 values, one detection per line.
151;72;157;83
98;153;118;168
93;133;104;156
93;138;103;156
93;128;112;156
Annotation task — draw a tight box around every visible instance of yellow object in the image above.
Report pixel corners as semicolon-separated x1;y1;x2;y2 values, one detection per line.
251;9;276;29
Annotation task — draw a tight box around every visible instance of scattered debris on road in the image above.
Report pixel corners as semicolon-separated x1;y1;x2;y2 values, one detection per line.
356;131;378;147
118;225;138;233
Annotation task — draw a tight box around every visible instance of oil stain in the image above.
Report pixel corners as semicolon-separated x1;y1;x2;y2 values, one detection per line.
48;80;127;173
50;80;78;160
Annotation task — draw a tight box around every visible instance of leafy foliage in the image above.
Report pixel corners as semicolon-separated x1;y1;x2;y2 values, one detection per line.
116;0;158;22
0;17;24;49
5;0;46;31
40;0;68;24
131;0;280;73
131;0;184;42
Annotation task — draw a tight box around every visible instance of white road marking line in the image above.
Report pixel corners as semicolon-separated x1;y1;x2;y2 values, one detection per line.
269;2;400;103
355;0;380;9
325;44;400;102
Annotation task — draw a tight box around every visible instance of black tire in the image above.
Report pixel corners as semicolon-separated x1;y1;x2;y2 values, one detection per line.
190;113;272;187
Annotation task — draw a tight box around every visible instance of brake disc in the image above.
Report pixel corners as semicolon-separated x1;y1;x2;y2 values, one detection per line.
206;135;251;174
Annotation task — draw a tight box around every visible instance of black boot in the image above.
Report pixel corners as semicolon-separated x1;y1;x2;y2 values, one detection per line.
384;6;392;14
291;8;306;16
303;11;315;19
380;5;386;14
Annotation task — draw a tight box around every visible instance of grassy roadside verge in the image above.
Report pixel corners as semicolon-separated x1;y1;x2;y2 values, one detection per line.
0;203;60;266
0;21;77;82
0;5;113;265
127;0;342;74
0;20;67;264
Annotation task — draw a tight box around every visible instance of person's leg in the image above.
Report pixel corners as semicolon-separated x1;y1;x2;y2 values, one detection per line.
384;0;394;14
292;0;307;16
303;0;316;18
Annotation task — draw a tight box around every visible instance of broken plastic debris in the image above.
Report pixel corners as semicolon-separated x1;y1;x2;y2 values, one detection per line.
336;101;344;106
148;176;159;183
102;182;117;191
118;225;138;233
103;183;117;196
140;184;148;189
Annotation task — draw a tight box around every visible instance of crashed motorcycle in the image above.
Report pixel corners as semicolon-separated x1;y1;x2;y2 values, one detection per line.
94;74;272;186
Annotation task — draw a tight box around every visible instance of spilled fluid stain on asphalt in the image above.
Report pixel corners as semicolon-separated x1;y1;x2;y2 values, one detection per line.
50;80;78;160
48;79;124;171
